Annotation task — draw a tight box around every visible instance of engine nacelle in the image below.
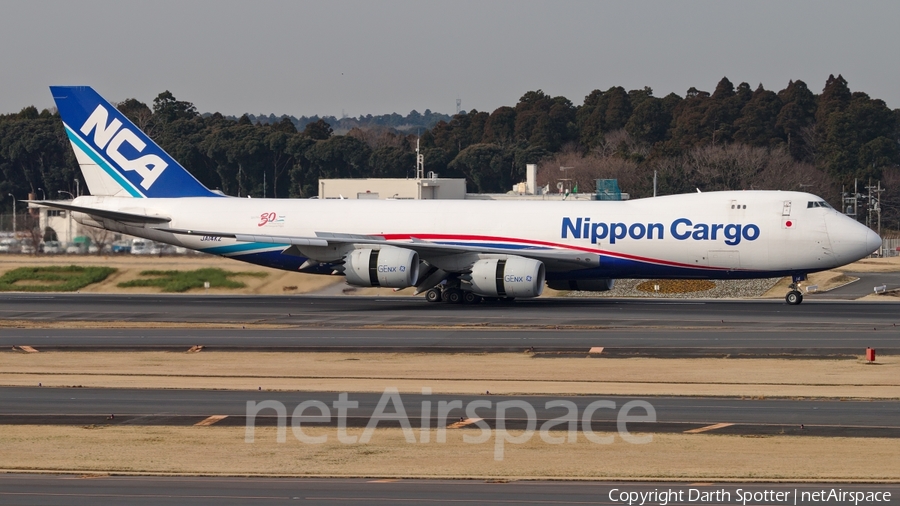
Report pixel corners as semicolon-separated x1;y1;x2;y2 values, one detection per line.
343;247;419;288
467;256;545;298
546;279;615;292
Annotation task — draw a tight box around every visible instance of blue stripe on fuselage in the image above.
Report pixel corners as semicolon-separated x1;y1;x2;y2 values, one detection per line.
200;242;290;255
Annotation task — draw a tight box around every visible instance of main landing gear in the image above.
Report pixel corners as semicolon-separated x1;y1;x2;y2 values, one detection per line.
421;273;511;305
785;274;807;305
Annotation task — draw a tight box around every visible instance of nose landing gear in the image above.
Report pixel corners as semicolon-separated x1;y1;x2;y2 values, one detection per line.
785;274;807;305
785;287;803;305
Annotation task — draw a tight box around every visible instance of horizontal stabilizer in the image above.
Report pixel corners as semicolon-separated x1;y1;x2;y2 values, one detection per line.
26;201;171;224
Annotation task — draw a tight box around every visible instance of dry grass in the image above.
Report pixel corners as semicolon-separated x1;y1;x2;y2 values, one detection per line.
2;426;898;481
2;352;897;399
760;270;857;298
837;256;900;273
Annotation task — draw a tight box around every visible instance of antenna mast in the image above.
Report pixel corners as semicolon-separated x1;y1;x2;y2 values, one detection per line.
415;137;425;179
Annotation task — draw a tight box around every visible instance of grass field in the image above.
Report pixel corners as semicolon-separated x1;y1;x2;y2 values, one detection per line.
0;254;341;295
0;266;116;292
116;268;268;292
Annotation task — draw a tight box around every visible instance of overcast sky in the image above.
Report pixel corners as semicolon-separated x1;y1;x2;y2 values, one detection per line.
3;0;899;118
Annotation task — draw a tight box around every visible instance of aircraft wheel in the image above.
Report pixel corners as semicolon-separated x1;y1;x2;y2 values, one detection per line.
785;290;803;305
425;288;442;303
463;291;481;304
445;288;463;304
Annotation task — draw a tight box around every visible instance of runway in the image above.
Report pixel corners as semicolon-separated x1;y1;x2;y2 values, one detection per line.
4;327;900;356
1;475;897;506
2;294;899;330
2;387;898;437
3;294;898;356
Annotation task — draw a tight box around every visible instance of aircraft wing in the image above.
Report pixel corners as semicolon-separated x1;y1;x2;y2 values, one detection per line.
156;227;598;272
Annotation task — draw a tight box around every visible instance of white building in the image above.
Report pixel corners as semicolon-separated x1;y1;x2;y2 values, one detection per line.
318;176;467;200
30;203;124;247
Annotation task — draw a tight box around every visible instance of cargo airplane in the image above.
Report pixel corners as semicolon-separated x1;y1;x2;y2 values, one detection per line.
32;86;882;305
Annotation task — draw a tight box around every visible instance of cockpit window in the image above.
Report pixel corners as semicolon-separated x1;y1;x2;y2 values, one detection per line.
807;201;831;209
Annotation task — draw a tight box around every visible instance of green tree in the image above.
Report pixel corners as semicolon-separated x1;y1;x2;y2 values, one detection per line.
816;74;851;127
369;145;415;178
482;106;516;145
668;87;710;150
733;84;783;147
152;91;198;124
305;135;372;182
625;97;670;145
701;78;747;144
287;135;315;197
117;98;154;133
575;87;631;148
514;90;575;151
447;143;504;192
303;119;333;140
776;80;817;160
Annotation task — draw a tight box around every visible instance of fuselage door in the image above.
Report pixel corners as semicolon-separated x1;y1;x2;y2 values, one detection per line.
782;200;792;216
708;250;741;270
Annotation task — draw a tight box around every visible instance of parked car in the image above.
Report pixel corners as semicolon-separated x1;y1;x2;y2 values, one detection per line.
42;241;63;254
66;243;86;254
0;238;21;253
110;240;132;254
20;243;36;254
131;239;152;254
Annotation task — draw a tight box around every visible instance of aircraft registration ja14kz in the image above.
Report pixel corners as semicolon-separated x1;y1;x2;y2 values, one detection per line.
32;86;882;305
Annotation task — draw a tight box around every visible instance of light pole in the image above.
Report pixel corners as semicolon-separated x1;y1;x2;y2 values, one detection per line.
6;193;14;237
75;179;80;197
38;188;46;200
559;167;574;196
58;191;74;246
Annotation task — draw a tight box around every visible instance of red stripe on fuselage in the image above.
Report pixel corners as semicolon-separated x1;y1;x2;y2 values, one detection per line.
379;233;735;271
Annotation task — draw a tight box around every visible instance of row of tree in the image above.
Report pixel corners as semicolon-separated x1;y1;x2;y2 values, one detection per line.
231;108;452;134
1;75;898;229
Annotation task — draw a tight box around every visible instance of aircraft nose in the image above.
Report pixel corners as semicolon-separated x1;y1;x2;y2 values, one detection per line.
865;227;882;255
825;212;881;264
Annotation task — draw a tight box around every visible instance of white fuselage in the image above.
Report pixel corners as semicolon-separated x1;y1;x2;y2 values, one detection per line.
71;190;880;282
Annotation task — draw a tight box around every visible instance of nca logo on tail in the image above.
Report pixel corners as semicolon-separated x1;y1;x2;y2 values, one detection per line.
80;105;168;190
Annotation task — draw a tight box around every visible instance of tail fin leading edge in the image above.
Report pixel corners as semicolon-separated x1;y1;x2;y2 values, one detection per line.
50;86;219;198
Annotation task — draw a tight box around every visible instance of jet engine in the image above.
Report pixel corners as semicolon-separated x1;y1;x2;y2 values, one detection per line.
546;279;615;291
343;247;419;288
465;256;545;298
